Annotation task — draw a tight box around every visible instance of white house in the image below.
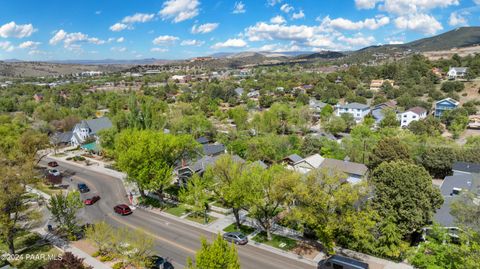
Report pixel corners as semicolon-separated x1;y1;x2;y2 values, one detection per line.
447;67;468;80
71;117;113;146
291;154;325;174
399;106;427;127
336;103;371;122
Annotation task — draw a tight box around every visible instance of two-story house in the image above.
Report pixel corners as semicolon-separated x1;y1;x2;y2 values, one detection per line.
447;67;468;80
434;98;459;118
70;117;113;146
399;106;427;127
336;103;371;122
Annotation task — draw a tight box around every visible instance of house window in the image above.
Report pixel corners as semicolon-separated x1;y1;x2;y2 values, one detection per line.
413;116;417;119
356;114;360;117
403;115;407;118
403;120;407;123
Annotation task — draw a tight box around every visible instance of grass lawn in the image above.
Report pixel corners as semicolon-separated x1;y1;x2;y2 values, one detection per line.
186;213;218;225
164;204;190;217
33;182;64;196
223;223;256;235
252;232;298;251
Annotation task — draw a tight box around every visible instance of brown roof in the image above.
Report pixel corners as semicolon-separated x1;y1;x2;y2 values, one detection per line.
407;106;427;115
319;158;368;176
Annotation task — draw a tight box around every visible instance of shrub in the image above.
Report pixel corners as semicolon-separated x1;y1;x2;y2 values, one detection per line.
112;262;125;269
99;254;114;262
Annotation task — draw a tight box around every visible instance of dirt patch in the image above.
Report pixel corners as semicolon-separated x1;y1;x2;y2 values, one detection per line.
71;239;97;256
291;241;321;260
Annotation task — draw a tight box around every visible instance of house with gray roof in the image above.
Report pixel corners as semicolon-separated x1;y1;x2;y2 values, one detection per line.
70;117;112;146
202;143;226;156
447;67;468;80
434;162;480;228
234;87;244;96
336;102;371;123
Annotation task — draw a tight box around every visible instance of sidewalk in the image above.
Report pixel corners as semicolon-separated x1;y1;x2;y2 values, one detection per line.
47;152;413;269
26;186;111;269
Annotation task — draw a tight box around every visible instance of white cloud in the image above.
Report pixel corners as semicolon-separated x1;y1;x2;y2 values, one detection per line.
181;39;205;46
49;30;67;45
270;15;286;25
267;0;283;6
381;0;459;15
117;37;125;43
159;0;200;23
121;13;155;24
449;12;468;26
355;0;380;9
475;0;480;4
111;46;127;52
191;23;219;34
338;34;375;46
109;23;128;32
0;41;14;52
280;4;294;13
321;16;390;30
246;22;316;42
0;21;36;38
152;35;179;45
211;38;247;49
292;10;305;20
49;29;105;50
95;10;102;15
151;47;169;52
233;1;246;14
305;36;338;49
19;41;41;49
28;49;48;55
394;13;443;35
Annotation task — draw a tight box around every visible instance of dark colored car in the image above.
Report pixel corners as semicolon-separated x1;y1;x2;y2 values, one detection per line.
149;255;174;269
47;161;59;167
318;255;369;269
84;195;100;205
77;183;90;193
223;232;248;245
114;204;132;215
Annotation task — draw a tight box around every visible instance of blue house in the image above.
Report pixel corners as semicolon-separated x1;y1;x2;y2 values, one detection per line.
434;98;459;118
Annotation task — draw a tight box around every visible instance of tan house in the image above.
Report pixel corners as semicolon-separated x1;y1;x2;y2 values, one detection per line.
468;115;480;129
370;79;394;91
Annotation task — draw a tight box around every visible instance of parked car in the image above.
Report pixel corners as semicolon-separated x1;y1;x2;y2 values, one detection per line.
318;255;369;269
114;204;132;215
47;161;58;167
84;196;100;205
149;255;174;269
48;169;61;177
222;232;248;245
77;183;90;193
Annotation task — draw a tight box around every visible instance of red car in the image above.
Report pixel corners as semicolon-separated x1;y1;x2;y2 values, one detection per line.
84;196;100;205
48;161;59;167
114;204;132;215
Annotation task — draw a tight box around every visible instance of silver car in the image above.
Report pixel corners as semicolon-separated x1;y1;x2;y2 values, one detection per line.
223;232;248;245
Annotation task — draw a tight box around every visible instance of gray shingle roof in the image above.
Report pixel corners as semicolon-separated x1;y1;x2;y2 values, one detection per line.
83;117;113;134
452;162;480;174
196;136;211;144
319;158;368;176
339;102;370;110
51;131;73;144
283;154;303;163
202;144;226;156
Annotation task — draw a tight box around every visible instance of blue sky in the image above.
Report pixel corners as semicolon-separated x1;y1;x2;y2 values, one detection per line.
0;0;479;60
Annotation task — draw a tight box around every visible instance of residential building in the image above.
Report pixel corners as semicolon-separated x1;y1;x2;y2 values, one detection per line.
447;67;468;80
289;154;368;184
434;162;480;228
371;100;397;124
434;98;459;118
247;90;260;99
282;154;304;169
399;106;427;127
468;115;480;129
309;99;328;113
176;154;245;185
33;93;44;102
70;117;113;146
336;103;371;122
234;87;244;96
202;143;226;156
369;79;394;91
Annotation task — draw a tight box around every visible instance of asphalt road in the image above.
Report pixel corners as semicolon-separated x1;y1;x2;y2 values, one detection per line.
42;157;316;269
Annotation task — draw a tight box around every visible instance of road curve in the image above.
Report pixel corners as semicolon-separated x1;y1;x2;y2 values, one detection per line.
43;157;316;269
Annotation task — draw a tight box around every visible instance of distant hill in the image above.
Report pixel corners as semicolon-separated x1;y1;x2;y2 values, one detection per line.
295;51;345;60
347;27;480;62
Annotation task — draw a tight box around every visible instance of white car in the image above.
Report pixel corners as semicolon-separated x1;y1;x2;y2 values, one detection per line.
48;169;61;177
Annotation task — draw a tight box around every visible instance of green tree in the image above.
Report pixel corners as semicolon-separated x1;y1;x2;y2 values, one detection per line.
204;155;250;229
324;116;347;135
371;161;443;236
179;174;212;224
44;252;92;269
246;165;298;240
115;129;199;200
85;221;115;255
47;191;85;238
369;137;411;169
379;109;399;128
450;191;480;233
187;234;240;269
